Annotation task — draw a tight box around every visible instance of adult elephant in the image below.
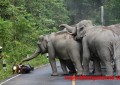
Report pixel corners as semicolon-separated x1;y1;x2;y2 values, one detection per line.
60;20;120;76
21;30;83;76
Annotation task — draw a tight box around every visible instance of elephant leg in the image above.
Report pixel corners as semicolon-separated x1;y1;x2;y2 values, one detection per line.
59;59;69;75
83;39;90;75
93;59;102;75
66;60;76;74
48;42;58;76
104;61;113;76
71;51;83;76
98;48;113;76
89;60;94;74
49;58;58;76
112;60;116;72
74;59;83;75
115;44;120;76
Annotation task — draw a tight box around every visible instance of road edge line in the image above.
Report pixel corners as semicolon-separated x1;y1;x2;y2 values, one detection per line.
0;74;21;85
0;63;49;85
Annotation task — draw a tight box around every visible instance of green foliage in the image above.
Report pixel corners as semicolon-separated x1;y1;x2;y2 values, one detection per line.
0;0;70;61
0;0;12;19
24;0;70;31
64;0;102;24
1;0;120;81
65;0;120;25
0;0;70;81
0;17;13;49
104;0;120;25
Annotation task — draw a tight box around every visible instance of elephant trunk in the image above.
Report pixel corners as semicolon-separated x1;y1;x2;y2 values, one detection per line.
59;24;77;35
21;48;41;63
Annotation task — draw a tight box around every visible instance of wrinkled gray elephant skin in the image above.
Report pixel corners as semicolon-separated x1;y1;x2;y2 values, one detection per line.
60;20;120;76
21;31;83;76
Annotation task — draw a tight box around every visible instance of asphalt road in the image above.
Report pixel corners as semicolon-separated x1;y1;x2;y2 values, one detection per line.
1;63;120;85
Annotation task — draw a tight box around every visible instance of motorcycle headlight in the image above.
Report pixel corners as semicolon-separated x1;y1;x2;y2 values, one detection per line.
13;66;17;70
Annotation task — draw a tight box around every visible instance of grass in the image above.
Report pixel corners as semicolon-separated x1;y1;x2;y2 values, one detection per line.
0;55;49;81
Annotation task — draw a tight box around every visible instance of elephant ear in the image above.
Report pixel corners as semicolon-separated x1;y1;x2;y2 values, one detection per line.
44;35;49;42
42;35;49;50
59;24;77;35
76;24;86;38
76;20;93;38
39;35;44;41
80;27;86;37
35;41;42;54
37;35;44;48
38;35;49;53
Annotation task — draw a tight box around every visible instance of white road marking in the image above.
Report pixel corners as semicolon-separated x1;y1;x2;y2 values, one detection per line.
0;74;21;85
72;75;76;85
72;80;76;85
0;64;49;85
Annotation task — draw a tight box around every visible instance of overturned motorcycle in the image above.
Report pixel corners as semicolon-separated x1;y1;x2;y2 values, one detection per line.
12;64;34;74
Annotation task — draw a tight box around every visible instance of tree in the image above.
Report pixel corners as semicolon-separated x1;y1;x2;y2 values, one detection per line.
104;0;120;25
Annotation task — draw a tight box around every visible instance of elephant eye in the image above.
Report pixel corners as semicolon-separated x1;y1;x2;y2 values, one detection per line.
80;27;84;31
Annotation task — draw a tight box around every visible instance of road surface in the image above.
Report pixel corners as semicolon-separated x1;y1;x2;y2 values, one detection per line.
1;63;120;85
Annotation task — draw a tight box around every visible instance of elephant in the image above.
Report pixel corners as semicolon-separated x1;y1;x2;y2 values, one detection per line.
60;20;120;76
21;30;83;76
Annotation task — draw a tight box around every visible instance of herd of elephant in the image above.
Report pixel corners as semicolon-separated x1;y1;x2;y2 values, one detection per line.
21;20;120;76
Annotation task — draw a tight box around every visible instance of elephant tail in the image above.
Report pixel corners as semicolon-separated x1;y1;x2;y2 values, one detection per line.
112;38;117;62
112;41;116;60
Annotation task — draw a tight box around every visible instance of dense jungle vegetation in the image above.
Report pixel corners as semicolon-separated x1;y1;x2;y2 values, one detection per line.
0;0;120;80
